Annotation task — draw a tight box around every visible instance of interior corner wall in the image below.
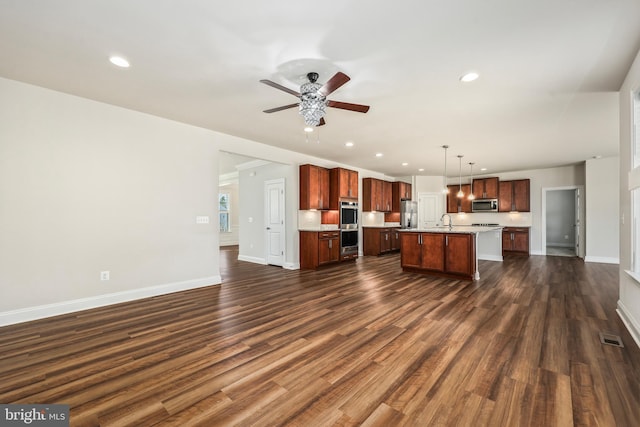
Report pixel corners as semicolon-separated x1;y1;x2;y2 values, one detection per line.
237;162;299;268
618;48;640;347
0;77;222;325
585;157;620;263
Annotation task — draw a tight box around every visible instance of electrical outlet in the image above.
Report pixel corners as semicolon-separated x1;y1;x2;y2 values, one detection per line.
100;271;110;281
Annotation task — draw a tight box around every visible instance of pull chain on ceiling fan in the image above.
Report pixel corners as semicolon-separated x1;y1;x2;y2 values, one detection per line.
260;72;370;126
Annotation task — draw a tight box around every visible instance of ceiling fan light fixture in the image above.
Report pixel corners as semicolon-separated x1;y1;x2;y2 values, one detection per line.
299;75;327;126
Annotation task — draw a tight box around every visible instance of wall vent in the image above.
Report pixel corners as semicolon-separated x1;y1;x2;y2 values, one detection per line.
599;332;624;348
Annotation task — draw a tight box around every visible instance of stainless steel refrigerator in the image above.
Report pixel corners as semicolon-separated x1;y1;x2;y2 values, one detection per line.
400;200;418;229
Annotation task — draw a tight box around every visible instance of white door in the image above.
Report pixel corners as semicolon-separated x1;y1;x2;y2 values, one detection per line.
265;178;285;266
418;192;443;228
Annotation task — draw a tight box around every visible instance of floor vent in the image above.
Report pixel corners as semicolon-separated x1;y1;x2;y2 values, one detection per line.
599;332;624;348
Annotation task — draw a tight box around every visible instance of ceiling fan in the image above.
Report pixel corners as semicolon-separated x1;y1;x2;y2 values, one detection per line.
260;72;370;127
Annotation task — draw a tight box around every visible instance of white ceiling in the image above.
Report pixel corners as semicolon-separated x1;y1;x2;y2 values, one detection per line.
1;1;639;177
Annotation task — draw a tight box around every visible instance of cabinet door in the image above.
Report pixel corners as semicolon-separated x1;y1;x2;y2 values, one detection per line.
348;170;359;199
363;227;381;256
390;229;400;251
512;179;530;212
299;164;329;210
483;177;499;199
502;231;512;252
382;180;393;212
380;230;391;252
421;233;445;271
498;181;513;212
318;235;339;264
460;184;472;213
445;233;473;275
512;232;529;253
446;185;459;213
400;233;422;268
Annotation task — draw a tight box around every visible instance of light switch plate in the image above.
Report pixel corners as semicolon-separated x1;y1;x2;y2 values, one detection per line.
196;216;210;224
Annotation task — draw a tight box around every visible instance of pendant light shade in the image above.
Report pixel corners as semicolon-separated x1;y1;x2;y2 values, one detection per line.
442;145;449;194
468;162;475;200
456;155;464;198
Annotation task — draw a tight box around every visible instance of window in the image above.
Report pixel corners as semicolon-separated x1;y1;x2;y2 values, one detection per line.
632;90;640;276
219;193;230;233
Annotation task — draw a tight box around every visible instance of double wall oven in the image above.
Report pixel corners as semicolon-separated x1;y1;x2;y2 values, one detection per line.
339;201;358;258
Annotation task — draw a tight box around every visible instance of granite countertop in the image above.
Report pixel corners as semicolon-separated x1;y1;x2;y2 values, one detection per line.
298;225;340;232
398;225;503;234
363;222;401;228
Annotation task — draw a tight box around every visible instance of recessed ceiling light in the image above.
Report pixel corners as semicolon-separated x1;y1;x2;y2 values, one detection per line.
418;168;424;172
345;141;354;147
375;153;383;158
402;162;408;166
109;56;130;68
460;72;479;82
592;155;602;159
304;127;314;133
480;167;487;171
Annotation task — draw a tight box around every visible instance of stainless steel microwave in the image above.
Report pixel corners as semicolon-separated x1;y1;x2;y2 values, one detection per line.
471;199;498;212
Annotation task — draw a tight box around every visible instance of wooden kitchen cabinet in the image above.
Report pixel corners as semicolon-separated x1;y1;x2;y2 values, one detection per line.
400;232;475;279
392;181;412;212
299;164;330;210
363;178;392;212
330;167;358;208
502;227;530;256
472;177;499;199
300;230;340;269
363;227;400;256
499;179;530;212
446;184;472;213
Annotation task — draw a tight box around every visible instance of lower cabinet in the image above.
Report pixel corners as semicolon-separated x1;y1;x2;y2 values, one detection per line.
502;227;530;256
400;232;475;279
363;227;400;256
300;231;340;269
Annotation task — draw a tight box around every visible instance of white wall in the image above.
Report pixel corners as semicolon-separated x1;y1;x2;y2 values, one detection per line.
0;77;221;324
585;157;620;263
618;48;640;347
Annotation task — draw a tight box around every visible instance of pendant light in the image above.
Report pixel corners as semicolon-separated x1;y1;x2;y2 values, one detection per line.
456;155;464;198
468;162;475;200
441;145;449;194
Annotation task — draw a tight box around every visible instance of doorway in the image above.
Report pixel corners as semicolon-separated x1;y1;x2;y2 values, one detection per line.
542;186;584;258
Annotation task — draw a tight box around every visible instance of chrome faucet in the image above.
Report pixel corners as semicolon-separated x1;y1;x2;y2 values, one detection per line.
441;213;453;230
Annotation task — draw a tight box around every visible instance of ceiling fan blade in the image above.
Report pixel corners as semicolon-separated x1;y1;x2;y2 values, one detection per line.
318;117;326;126
263;103;299;113
327;100;370;113
259;79;300;97
318;72;350;97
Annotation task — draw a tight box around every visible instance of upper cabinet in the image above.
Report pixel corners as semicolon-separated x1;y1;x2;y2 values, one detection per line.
391;181;412;212
362;178;392;212
446;184;472;213
330;167;358;208
499;179;530;212
299;164;330;210
471;177;499;199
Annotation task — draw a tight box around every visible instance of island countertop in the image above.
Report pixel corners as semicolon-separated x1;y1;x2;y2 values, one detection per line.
398;226;502;234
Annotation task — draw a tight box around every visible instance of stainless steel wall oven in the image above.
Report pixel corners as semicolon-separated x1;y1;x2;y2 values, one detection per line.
339;201;358;257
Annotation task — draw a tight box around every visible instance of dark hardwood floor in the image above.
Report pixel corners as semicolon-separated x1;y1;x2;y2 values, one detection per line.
1;249;639;426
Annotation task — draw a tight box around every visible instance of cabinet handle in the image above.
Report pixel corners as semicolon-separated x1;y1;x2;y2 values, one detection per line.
446;236;448;246
329;240;332;248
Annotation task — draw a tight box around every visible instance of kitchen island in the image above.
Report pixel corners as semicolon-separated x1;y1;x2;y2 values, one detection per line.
399;226;502;280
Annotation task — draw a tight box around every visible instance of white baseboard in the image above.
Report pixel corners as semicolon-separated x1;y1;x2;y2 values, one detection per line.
0;275;222;327
283;262;299;270
478;254;503;262
547;242;574;248
584;256;620;264
237;254;267;265
617;300;640;349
